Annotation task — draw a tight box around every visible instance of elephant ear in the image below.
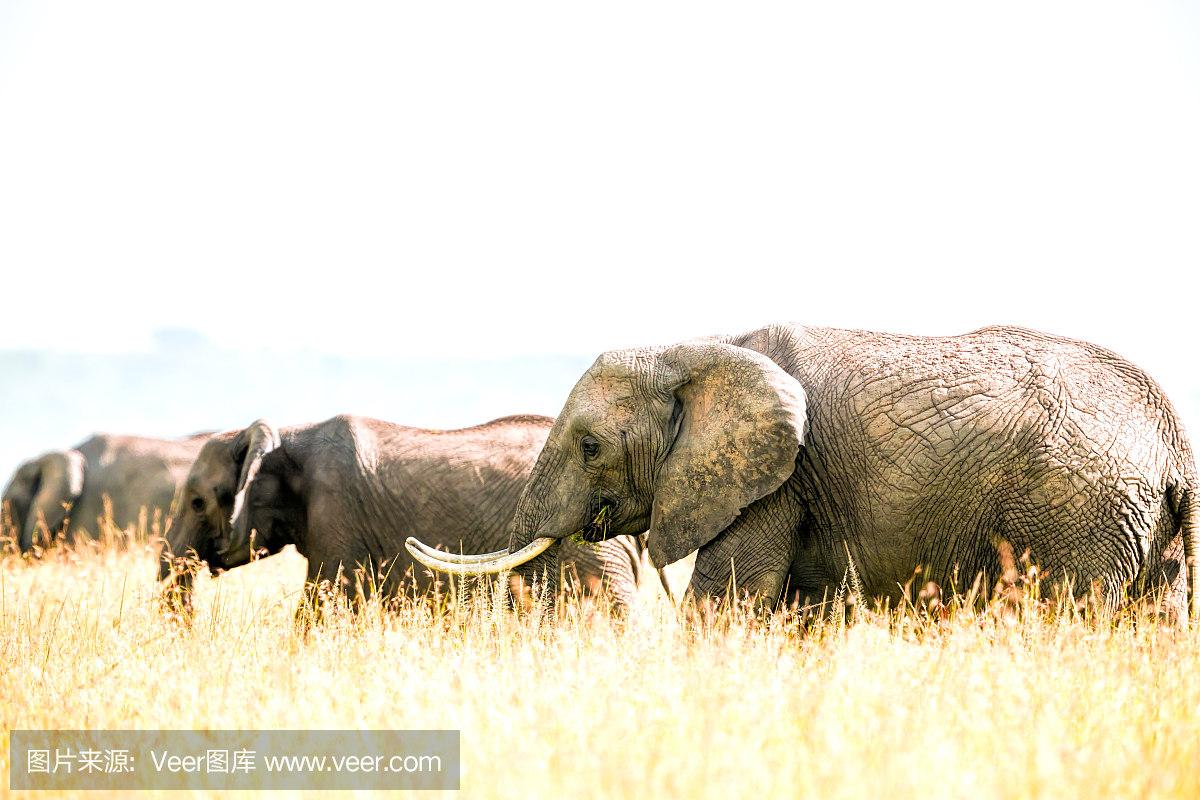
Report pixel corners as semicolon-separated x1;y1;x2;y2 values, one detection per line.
646;342;807;569
221;420;280;559
18;450;87;551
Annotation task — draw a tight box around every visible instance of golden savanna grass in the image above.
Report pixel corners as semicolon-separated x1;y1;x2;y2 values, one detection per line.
2;533;1200;800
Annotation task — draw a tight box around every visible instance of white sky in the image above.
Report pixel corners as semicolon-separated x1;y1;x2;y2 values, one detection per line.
1;2;1198;396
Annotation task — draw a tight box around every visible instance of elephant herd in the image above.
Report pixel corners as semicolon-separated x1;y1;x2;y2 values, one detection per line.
4;322;1197;623
2;416;657;613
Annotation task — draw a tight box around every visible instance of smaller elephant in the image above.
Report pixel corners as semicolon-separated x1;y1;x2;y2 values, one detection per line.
158;414;657;616
3;432;214;552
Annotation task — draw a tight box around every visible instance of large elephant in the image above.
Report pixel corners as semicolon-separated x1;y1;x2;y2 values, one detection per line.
3;432;213;552
158;414;657;614
408;323;1199;620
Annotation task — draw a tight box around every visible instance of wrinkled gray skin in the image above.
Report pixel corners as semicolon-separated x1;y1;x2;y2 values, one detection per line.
159;414;650;613
501;323;1199;620
3;433;213;552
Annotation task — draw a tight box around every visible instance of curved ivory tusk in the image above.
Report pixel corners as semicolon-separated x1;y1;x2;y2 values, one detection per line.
406;538;511;564
405;536;557;575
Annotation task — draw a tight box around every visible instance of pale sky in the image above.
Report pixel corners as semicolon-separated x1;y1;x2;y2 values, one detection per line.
2;2;1199;402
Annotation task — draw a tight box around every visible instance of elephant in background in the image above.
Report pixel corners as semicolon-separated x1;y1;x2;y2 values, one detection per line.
409;323;1198;622
158;414;659;616
2;432;214;552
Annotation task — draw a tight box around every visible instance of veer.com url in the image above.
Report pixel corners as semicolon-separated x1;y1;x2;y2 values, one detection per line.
260;754;442;773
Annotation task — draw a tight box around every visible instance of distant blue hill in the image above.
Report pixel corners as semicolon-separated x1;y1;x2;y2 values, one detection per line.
0;328;594;484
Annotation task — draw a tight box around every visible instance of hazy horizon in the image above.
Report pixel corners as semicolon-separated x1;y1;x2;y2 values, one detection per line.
0;328;597;487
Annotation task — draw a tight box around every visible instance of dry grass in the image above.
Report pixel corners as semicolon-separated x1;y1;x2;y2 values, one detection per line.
2;537;1200;800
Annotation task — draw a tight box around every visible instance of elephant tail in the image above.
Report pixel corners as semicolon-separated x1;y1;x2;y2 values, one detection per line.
1171;482;1200;623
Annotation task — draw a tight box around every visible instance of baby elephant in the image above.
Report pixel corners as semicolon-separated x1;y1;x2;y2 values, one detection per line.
158;414;653;615
3;432;213;552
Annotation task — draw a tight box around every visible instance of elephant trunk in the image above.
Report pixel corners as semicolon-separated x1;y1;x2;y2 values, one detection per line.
507;539;561;613
158;512;214;615
158;536;190;612
13;451;86;552
402;438;582;618
159;562;196;615
505;483;565;606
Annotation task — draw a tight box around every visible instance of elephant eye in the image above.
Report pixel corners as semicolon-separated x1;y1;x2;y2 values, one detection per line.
191;497;206;514
580;435;601;462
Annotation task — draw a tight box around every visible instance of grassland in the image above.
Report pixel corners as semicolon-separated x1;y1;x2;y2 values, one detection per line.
2;537;1199;800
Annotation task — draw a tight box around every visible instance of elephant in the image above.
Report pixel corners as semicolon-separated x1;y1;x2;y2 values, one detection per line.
158;414;660;616
2;432;214;552
407;323;1199;622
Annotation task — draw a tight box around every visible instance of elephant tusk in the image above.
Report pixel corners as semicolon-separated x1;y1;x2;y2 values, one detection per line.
406;538;511;564
405;536;556;576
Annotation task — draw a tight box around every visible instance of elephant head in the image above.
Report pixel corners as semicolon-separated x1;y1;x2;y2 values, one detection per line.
158;420;281;608
406;339;807;598
2;450;87;552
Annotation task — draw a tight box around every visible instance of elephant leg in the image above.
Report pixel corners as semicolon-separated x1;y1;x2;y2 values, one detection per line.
782;531;845;615
687;481;804;610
